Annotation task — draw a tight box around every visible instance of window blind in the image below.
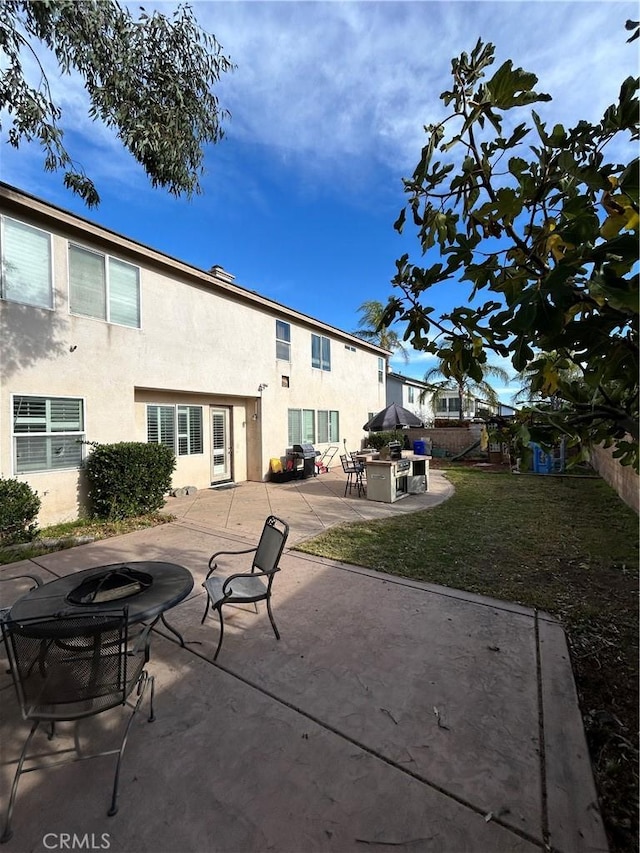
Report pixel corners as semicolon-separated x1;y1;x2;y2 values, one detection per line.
2;218;52;309
109;258;140;327
69;244;106;320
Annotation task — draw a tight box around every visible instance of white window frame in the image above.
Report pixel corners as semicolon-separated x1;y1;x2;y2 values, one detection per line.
317;410;339;443
147;404;203;455
12;394;85;474
177;405;204;455
276;320;291;361
68;242;141;328
288;408;315;445
407;386;415;404
378;357;385;383
1;216;53;310
311;334;331;371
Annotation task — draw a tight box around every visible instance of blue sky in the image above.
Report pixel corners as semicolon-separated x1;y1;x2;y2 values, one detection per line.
2;0;637;402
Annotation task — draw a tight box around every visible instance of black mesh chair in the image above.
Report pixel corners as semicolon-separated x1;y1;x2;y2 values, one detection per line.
201;515;289;660
340;454;365;497
1;574;43;663
1;608;155;843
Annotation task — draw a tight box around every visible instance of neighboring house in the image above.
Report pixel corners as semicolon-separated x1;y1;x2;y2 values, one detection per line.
385;372;431;424
433;392;498;421
385;372;500;424
0;183;389;525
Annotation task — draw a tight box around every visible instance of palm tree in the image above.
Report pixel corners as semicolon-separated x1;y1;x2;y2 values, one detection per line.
352;300;409;362
421;361;510;421
513;351;584;410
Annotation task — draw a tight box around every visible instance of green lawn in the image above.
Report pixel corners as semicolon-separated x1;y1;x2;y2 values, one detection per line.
0;513;172;565
295;466;639;853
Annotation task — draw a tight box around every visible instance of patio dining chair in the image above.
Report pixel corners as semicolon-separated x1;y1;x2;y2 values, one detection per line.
0;607;155;843
201;515;289;661
340;454;365;497
0;573;43;636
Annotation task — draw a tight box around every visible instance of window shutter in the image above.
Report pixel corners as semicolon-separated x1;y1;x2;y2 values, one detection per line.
69;245;106;320
177;407;189;455
147;405;175;451
2;218;52;308
13;395;84;473
49;398;83;432
188;407;203;454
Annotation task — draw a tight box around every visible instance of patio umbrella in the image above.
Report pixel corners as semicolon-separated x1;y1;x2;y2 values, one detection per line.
363;403;424;432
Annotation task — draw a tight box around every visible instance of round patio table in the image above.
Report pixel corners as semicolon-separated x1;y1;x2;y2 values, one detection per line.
9;561;194;643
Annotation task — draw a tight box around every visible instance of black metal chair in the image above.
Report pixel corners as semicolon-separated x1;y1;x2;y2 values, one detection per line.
1;574;43;667
1;608;155;843
201;515;289;660
340;454;365;497
0;573;43;625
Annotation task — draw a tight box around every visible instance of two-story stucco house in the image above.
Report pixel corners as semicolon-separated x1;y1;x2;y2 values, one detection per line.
386;371;501;424
0;183;389;525
385;372;432;424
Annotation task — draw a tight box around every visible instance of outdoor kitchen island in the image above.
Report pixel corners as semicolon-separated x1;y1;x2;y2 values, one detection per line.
364;454;431;504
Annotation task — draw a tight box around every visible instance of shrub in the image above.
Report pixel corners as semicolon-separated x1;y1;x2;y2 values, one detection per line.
0;478;41;544
366;430;405;450
84;442;176;520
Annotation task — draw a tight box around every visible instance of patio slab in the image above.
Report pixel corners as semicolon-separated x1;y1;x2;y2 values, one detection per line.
0;471;607;852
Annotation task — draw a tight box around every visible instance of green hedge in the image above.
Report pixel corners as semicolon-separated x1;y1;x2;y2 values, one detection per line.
0;478;41;544
366;430;405;450
84;442;176;520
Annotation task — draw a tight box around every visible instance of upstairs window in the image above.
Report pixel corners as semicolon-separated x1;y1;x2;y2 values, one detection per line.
13;395;84;473
378;357;385;383
408;386;415;403
69;244;140;328
1;217;53;309
276;320;291;361
311;334;331;371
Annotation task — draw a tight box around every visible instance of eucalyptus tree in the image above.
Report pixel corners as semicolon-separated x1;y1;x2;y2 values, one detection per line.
0;1;234;206
382;27;639;469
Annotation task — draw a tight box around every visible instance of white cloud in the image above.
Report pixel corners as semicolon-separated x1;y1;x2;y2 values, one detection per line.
197;0;638;179
3;1;636;204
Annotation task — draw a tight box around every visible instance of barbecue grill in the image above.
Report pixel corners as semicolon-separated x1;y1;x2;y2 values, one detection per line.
388;441;403;460
286;443;318;479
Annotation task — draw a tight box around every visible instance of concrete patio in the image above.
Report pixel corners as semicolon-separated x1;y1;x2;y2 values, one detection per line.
0;470;607;852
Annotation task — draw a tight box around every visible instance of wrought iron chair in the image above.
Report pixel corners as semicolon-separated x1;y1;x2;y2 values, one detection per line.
1;574;43;665
0;573;43;625
340;454;365;497
201;515;289;660
1;607;155;843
